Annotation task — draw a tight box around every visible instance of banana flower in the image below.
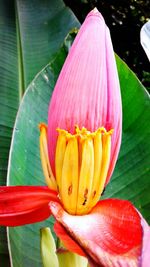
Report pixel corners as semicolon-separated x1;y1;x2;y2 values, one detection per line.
0;8;147;267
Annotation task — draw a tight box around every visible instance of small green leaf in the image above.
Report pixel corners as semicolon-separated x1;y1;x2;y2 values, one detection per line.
40;228;59;267
57;250;88;267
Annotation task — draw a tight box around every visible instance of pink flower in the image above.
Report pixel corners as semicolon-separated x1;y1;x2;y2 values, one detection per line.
48;9;122;187
0;9;145;267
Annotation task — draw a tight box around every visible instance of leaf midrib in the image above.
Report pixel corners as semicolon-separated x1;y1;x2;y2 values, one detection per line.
15;2;25;101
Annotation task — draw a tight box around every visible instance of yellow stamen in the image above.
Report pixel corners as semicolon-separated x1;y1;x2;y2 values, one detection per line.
39;123;57;191
82;129;103;213
87;129;113;212
60;137;79;214
76;136;94;214
39;124;113;215
55;126;113;215
55;130;67;191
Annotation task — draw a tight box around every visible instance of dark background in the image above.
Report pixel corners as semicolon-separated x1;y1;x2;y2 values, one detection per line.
64;0;150;91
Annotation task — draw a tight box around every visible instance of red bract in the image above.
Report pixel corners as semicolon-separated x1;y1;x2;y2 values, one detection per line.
50;200;142;266
0;186;58;226
0;8;145;267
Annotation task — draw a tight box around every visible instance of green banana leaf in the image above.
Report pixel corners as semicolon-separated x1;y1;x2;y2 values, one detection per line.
103;55;150;222
7;31;150;266
7;41;68;267
0;0;79;265
0;2;18;265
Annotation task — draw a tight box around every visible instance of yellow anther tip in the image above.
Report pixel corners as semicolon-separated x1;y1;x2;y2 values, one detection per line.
57;125;113;141
56;128;68;135
75;125;80;132
105;129;114;135
39;123;47;132
96;127;106;133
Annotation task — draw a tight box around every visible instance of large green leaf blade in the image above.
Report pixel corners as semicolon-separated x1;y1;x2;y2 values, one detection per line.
7;34;150;266
0;0;79;185
0;0;79;264
0;1;19;265
0;0;79;186
16;0;80;87
7;45;67;267
0;0;19;183
103;55;150;221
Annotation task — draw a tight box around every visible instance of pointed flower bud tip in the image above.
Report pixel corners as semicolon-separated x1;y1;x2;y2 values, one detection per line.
48;9;122;188
87;7;104;20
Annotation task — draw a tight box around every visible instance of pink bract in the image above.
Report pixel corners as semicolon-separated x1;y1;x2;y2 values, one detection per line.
48;9;122;184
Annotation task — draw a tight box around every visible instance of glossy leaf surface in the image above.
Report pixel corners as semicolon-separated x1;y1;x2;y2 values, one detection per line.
0;0;79;264
103;55;150;222
7;42;68;267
